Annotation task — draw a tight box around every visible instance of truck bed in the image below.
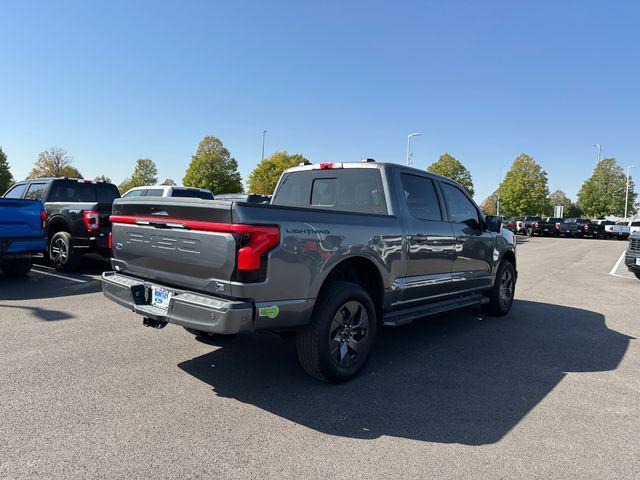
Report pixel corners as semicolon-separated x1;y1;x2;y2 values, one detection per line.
0;199;46;255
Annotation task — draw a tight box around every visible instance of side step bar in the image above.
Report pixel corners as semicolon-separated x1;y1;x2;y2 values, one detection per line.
383;294;488;327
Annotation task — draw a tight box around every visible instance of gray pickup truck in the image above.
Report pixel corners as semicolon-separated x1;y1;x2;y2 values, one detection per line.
102;161;517;382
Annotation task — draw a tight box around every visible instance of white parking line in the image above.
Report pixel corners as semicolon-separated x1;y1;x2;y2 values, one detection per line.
608;251;628;278
31;268;88;284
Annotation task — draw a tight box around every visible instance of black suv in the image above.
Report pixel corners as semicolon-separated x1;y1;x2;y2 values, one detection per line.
3;178;120;271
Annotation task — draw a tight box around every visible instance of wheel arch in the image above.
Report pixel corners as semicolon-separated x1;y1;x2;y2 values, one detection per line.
315;256;385;322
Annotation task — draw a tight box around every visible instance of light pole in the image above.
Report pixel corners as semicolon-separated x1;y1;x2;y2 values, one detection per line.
261;130;267;162
593;143;602;166
406;133;422;166
625;165;635;220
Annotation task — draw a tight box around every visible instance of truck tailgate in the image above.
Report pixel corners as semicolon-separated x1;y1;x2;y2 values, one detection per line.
109;198;237;293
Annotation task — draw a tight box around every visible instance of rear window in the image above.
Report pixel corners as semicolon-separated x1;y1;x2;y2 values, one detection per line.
172;188;214;200
273;169;387;215
97;184;120;203
631;222;640;227
145;189;164;197
48;180;119;203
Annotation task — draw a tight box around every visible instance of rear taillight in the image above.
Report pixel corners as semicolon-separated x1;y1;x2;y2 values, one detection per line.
508;221;513;229
83;210;100;231
232;225;280;270
534;222;539;228
108;232;113;249
40;210;48;230
556;222;561;230
584;224;589;232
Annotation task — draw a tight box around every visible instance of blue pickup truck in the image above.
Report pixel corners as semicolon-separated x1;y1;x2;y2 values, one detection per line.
0;198;47;277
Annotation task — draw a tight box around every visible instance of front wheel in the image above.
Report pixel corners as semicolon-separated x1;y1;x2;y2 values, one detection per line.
296;281;377;383
0;258;33;277
483;260;516;316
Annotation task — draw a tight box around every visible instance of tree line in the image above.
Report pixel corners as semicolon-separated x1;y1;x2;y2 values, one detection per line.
0;139;636;219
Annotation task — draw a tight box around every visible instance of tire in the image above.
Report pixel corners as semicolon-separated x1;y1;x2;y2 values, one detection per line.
296;281;377;383
0;258;33;277
49;231;81;272
482;260;516;316
183;327;218;338
526;227;533;236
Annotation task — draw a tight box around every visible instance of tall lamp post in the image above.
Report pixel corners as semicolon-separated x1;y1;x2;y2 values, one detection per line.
261;130;267;162
593;143;602;166
406;133;422;166
625;165;635;220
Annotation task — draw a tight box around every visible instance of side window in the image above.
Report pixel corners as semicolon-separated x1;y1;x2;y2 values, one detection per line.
24;183;48;201
4;183;27;198
441;183;479;225
400;174;442;221
123;189;144;198
144;189;164;197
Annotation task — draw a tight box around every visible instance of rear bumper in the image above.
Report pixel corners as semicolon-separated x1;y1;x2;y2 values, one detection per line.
0;237;46;256
102;271;254;334
72;231;111;252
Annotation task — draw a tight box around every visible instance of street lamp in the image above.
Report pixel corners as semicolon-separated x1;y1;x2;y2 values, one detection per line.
261;130;267;162
593;143;602;166
406;133;422;166
625;165;635;220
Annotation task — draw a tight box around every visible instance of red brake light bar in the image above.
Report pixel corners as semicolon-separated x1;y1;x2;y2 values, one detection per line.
40;210;48;230
110;215;280;271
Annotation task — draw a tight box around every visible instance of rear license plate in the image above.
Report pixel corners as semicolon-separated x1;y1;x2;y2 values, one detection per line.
151;287;172;311
636;258;640;266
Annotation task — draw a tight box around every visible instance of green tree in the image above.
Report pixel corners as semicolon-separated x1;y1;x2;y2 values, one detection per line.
577;158;637;218
118;158;158;193
0;147;14;194
161;178;176;186
27;147;83;179
497;153;549;217
247;151;309;195
480;192;498;216
183;136;243;194
427;153;474;197
94;175;112;183
548;189;583;217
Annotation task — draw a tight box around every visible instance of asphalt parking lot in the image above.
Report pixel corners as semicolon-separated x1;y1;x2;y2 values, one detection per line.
0;238;638;479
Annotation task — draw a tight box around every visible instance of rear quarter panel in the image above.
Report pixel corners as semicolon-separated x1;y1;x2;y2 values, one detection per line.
231;204;405;305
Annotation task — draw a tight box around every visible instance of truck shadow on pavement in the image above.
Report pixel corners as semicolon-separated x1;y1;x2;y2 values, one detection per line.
178;300;632;445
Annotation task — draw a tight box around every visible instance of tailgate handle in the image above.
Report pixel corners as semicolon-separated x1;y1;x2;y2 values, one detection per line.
136;220;188;229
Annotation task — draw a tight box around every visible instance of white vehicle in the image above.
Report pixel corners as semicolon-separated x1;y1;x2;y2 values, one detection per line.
121;185;214;200
627;220;640;235
595;220;630;239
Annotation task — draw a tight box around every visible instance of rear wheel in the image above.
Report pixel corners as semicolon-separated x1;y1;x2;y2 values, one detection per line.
49;231;81;272
0;258;33;277
296;281;377;383
526;227;533;236
483;260;516;316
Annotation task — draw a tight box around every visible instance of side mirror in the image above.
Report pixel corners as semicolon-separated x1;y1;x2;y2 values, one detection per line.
485;215;502;233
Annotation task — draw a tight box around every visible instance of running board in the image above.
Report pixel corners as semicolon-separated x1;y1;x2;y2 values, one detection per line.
383;294;488;327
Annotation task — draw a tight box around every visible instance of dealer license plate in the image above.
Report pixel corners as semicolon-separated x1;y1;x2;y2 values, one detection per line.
151;286;172;311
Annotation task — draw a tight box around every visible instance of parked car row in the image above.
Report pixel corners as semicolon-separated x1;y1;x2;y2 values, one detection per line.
502;216;639;240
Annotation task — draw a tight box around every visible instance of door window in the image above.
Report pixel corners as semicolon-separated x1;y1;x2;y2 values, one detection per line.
3;183;27;198
24;183;48;201
400;174;442;221
441;183;480;225
122;189;145;198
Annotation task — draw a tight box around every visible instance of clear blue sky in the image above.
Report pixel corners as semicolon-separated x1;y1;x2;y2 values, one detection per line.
1;0;638;201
